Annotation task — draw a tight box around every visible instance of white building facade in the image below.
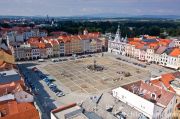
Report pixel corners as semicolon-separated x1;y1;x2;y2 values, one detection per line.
112;81;176;119
108;26;127;55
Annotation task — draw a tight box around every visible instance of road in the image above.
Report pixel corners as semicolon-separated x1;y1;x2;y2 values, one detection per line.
18;63;55;119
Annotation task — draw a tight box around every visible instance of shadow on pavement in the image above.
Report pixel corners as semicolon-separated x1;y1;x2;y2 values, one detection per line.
18;63;57;119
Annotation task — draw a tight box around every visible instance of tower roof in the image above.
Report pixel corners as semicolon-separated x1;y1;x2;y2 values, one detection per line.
114;25;121;43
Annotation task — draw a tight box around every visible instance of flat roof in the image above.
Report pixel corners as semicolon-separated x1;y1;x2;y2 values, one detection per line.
0;69;20;84
54;105;83;119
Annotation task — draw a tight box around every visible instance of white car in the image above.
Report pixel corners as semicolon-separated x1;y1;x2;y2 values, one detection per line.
38;59;45;62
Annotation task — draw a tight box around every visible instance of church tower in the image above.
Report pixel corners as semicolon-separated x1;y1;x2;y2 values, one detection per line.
114;25;121;43
83;29;88;35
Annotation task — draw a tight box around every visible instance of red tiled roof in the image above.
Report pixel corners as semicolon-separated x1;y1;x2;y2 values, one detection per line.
78;35;89;39
0;50;15;65
123;80;175;107
150;72;180;93
148;43;159;49
0;82;25;96
49;40;59;45
160;73;175;88
38;42;45;49
0;100;40;119
27;37;42;43
45;43;52;48
52;103;76;113
169;48;180;57
150;80;162;87
58;33;100;43
128;37;172;51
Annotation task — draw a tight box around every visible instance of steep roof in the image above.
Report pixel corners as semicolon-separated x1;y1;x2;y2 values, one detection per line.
0;100;39;119
45;43;52;48
155;46;167;54
150;72;180;93
58;33;100;43
0;50;15;65
169;48;180;57
122;80;175;107
49;40;59;45
0;82;24;96
38;42;45;49
27;37;43;44
142;38;158;43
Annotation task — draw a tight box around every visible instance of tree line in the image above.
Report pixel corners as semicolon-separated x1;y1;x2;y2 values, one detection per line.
1;19;180;38
40;20;180;38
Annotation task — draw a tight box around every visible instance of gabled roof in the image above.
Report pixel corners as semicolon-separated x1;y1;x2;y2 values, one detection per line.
128;38;141;42
142;38;158;43
0;50;15;64
164;47;174;55
122;80;175;107
0;100;39;119
38;42;45;49
49;40;59;45
27;37;42;43
158;38;171;44
45;43;52;48
78;35;89;40
155;46;167;54
150;72;180;93
0;82;24;96
148;43;159;49
169;48;180;57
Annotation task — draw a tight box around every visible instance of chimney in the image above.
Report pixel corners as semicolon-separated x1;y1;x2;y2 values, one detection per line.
151;93;157;100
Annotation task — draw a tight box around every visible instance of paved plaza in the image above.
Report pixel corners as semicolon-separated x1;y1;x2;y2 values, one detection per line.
42;56;150;94
18;53;175;118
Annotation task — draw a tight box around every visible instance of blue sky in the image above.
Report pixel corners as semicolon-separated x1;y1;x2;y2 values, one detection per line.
0;0;179;16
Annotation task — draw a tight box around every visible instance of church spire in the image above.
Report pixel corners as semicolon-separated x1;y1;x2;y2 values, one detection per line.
116;25;120;35
124;34;128;43
114;25;121;42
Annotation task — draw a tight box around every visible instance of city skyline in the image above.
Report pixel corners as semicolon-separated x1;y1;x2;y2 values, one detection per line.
0;0;180;17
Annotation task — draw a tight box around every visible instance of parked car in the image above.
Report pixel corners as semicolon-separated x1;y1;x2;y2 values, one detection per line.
49;84;56;88
56;92;65;97
38;59;45;62
62;59;68;61
87;55;92;57
146;63;151;65
51;58;59;62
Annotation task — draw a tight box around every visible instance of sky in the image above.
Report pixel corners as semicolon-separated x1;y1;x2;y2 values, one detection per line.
0;0;179;17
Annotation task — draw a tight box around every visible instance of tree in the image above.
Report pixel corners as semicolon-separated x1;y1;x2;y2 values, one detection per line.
149;26;160;36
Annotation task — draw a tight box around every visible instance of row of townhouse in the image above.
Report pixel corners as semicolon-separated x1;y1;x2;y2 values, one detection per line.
109;26;180;69
9;40;53;60
56;34;103;56
9;31;106;61
1;27;47;42
0;47;40;118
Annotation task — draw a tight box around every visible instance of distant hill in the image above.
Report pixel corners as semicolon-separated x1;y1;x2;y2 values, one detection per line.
134;15;180;19
72;14;180;19
0;14;180;20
